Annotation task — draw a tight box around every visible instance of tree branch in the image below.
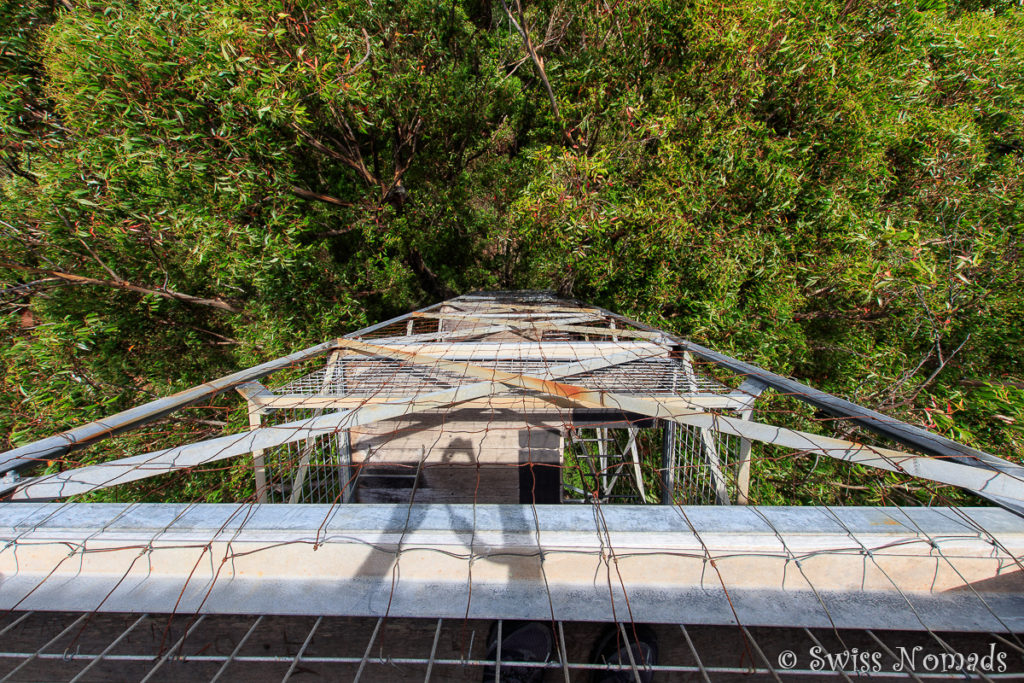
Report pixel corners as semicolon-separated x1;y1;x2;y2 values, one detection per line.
499;0;573;145
291;122;378;187
2;156;39;185
74;235;123;283
338;28;372;79
290;185;355;208
905;334;971;405
0;261;242;313
405;248;454;300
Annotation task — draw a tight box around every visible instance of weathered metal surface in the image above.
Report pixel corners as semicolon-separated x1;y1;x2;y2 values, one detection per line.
682;340;1015;473
299;342;1024;505
7;347;651;499
0;299;452;477
0;340;341;476
2;503;1021;631
587;302;1018;477
7;383;496;499
734;377;768;505
539;385;1024;504
4;290;1023;647
21;338;1022;504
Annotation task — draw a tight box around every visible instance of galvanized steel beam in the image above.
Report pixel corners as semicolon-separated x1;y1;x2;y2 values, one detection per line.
2;503;1021;631
582;304;1024;516
0;300;450;477
519;381;1024;504
326;342;1024;504
0;339;341;476
584;304;1017;477
7;347;653;499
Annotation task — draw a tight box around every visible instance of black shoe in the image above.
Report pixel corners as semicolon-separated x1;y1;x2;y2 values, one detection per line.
591;624;658;683
482;620;554;683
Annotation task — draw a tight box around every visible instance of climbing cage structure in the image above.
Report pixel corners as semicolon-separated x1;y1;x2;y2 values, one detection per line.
1;291;1023;681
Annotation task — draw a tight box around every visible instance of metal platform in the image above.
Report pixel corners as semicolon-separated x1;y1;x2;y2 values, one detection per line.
1;292;1023;681
3;613;1023;682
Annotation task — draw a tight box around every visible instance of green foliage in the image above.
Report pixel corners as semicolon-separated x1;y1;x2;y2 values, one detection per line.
1;0;1022;502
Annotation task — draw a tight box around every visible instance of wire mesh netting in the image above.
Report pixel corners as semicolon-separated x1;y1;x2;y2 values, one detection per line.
2;291;1023;683
253;408;353;505
274;355;731;399
3;611;1023;682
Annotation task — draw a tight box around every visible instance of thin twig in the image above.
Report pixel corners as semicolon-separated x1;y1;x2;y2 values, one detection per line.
0;261;242;313
290;185;355;208
499;0;572;145
339;28;372;79
904;334;971;405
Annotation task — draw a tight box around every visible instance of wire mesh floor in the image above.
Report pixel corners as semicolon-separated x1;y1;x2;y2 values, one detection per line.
2;612;1022;682
273;354;732;399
